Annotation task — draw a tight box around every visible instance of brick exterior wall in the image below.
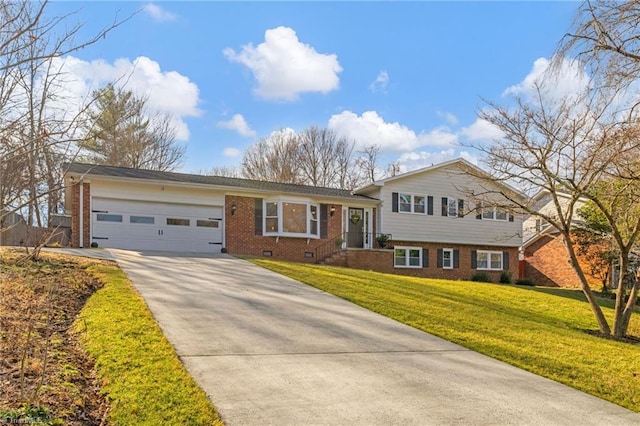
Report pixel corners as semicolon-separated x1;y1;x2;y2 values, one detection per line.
224;195;343;263
523;234;602;288
345;242;520;282
70;182;91;248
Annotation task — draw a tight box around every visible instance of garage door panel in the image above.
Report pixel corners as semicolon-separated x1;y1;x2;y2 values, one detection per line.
91;198;223;253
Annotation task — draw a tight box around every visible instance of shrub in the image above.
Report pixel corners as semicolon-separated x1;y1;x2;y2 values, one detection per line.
515;278;535;286
499;271;512;284
470;272;492;283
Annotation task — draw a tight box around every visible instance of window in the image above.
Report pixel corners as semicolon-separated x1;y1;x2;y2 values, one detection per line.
196;220;219;228
264;200;320;237
265;201;278;233
398;193;426;214
130;215;154;224
447;198;458;217
283;202;307;233
310;205;318;235
481;205;508;221
167;218;190;226
394;247;422;268
97;214;122;222
442;248;453;269
477;250;503;270
399;194;412;212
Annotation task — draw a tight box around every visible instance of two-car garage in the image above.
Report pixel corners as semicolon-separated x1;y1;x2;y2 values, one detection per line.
91;198;224;253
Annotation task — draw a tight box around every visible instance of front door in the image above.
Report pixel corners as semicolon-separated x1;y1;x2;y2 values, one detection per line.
347;208;364;248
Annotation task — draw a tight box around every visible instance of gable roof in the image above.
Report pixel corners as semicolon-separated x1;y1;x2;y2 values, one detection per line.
354;158;525;199
64;163;377;201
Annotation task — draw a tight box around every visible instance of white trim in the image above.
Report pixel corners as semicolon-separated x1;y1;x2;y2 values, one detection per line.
263;199;320;239
394;246;422;268
442;248;454;269
476;250;503;271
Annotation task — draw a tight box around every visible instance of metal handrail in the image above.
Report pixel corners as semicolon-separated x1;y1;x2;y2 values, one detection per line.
315;234;346;264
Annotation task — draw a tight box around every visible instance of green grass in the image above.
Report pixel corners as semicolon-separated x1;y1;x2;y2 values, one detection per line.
251;259;640;412
76;264;223;425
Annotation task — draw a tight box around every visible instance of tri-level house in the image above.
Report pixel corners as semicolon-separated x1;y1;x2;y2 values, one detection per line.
64;158;524;281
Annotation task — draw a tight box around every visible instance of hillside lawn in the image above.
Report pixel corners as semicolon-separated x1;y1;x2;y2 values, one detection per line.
251;259;640;412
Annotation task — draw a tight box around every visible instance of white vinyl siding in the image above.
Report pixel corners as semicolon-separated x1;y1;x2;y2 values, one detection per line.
373;164;523;247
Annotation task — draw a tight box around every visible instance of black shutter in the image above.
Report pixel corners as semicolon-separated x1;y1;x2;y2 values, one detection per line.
427;196;433;215
441;198;448;216
476;203;482;220
422;248;429;268
458;200;464;218
453;249;460;268
471;250;477;269
320;204;328;238
392;192;399;212
503;251;510;270
509;214;514;222
437;248;443;268
254;198;263;235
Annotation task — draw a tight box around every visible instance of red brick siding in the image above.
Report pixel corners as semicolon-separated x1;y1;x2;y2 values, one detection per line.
224;195;343;263
346;242;519;282
524;234;602;288
70;182;91;248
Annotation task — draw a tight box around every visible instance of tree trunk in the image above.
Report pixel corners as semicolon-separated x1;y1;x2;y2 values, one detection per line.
564;233;611;335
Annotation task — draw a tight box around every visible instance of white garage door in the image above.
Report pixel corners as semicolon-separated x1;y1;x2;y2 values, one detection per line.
91;198;223;253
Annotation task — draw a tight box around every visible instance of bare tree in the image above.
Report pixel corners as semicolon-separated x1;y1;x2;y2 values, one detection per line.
0;1;125;231
241;130;302;184
208;165;242;178
355;144;382;183
559;0;640;91
469;80;640;337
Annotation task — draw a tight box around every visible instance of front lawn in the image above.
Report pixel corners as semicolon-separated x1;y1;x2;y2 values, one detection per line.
251;259;640;412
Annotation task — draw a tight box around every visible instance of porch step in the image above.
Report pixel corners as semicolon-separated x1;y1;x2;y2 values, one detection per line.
319;250;347;267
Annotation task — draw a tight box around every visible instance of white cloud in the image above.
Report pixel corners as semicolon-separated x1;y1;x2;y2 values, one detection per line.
436;110;458;125
223;26;342;101
217;114;256;137
460;118;504;141
503;57;590;101
143;3;177;22
369;70;389;93
328;110;458;151
223;147;242;158
47;55;201;140
396;149;479;173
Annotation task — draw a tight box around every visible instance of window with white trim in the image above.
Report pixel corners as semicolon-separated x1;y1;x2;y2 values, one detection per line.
481;205;508;221
264;200;320;238
442;248;453;269
477;250;503;270
447;198;458;217
398;193;426;214
394;246;422;268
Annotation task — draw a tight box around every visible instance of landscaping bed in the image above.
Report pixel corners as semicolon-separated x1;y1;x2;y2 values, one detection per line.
0;249;108;424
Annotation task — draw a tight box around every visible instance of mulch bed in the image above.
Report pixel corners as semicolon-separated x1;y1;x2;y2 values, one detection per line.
0;249;110;425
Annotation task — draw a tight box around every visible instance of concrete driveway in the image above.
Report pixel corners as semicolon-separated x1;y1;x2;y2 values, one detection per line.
110;250;639;426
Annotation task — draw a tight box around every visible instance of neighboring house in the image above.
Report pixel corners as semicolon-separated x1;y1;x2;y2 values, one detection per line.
64;159;524;281
521;191;603;288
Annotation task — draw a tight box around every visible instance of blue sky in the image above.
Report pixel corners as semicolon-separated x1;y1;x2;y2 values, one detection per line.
46;1;580;175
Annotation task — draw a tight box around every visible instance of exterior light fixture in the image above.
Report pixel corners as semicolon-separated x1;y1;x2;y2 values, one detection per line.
329;205;336;217
231;203;237;215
